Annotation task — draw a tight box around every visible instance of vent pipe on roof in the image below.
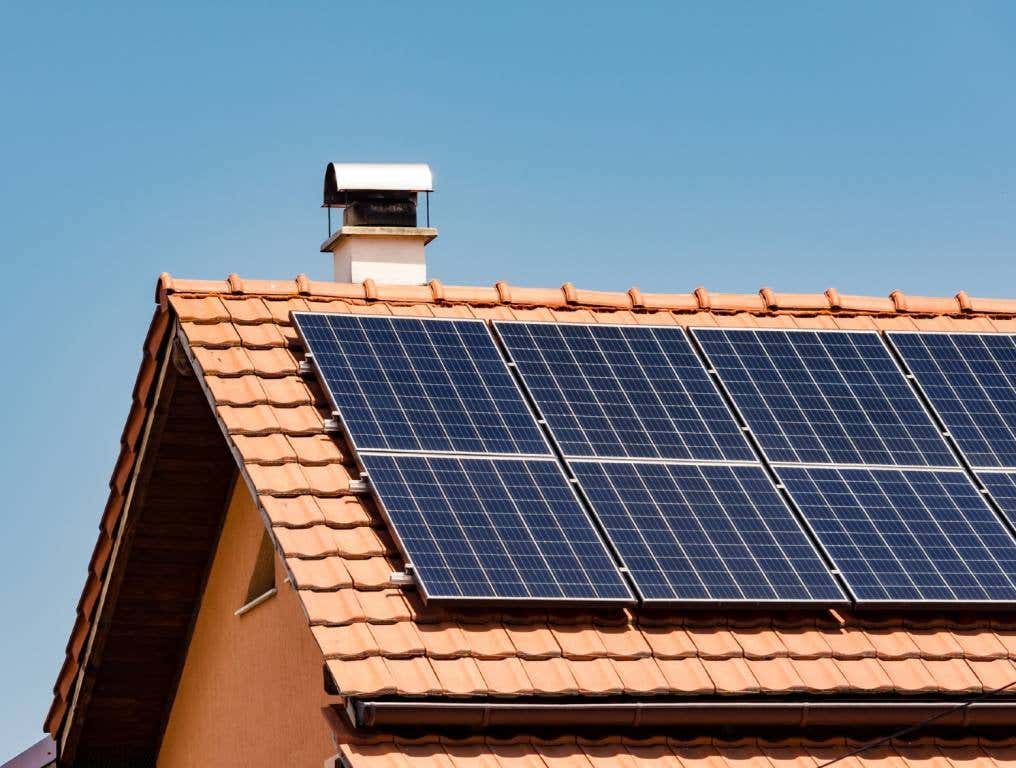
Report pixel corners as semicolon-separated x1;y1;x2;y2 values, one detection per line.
320;163;437;285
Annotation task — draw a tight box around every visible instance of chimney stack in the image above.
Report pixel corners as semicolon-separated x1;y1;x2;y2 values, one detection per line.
320;163;437;285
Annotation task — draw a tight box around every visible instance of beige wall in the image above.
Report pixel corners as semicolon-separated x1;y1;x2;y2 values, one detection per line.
158;480;336;767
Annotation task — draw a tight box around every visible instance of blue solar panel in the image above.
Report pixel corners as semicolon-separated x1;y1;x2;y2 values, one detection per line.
778;466;1016;602
975;472;1016;529
889;332;1016;469
359;453;634;601
495;322;754;461
693;328;957;468
292;313;550;456
571;461;845;602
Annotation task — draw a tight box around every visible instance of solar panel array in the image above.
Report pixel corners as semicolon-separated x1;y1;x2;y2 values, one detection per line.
497;322;844;603
694;328;1016;603
360;454;631;600
293;313;633;603
296;310;1016;607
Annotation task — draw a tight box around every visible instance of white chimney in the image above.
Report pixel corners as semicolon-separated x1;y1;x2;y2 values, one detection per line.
320;163;437;285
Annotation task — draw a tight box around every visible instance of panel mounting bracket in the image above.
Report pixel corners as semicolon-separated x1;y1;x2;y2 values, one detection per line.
298;355;315;377
391;564;416;587
323;412;342;432
348;478;370;495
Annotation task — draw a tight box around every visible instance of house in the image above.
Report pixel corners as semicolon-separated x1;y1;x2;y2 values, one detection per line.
37;164;1016;766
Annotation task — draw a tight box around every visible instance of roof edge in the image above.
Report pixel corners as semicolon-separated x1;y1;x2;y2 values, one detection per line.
155;273;1016;317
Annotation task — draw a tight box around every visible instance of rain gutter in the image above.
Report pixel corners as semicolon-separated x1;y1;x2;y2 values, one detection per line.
350;699;1016;730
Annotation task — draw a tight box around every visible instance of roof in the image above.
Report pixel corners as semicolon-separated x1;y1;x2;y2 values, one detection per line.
46;274;1016;760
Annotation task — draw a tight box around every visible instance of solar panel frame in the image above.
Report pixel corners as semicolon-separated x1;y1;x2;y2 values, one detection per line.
691;327;959;469
358;452;636;603
291;312;554;458
569;459;848;605
492;320;756;462
886;331;1016;470
777;465;1016;605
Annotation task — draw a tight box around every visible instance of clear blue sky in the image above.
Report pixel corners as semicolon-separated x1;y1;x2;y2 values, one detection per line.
2;0;1015;756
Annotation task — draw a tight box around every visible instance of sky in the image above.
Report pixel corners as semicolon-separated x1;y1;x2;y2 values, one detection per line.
1;0;1015;757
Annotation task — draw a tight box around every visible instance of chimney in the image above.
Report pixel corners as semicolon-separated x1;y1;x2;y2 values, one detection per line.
320;163;437;285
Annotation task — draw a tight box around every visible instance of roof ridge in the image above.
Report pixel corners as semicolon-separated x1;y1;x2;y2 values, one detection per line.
155;273;1016;317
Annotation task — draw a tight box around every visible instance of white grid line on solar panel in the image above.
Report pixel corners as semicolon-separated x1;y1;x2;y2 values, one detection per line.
358;453;634;602
777;465;1016;603
888;332;1016;470
494;321;756;462
692;328;958;468
973;470;1016;530
569;460;846;603
292;313;551;457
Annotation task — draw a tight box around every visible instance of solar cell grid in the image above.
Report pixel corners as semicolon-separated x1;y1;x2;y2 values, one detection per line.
693;328;957;468
889;332;1016;469
360;453;633;601
778;466;1016;602
495;322;755;461
976;472;1016;529
293;313;550;456
571;461;845;602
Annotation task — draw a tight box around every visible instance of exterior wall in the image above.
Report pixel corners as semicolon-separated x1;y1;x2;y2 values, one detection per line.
157;480;336;767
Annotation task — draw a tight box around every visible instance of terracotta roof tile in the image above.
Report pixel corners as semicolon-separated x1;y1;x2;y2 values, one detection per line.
567;657;625;696
368;623;426;658
829;658;890;694
877;658;939;693
475;657;534;696
287;556;352;590
611;657;671;694
232;433;297;464
654;657;715;694
417;623;470;659
312;623;377;658
507;623;562;659
522;657;581;696
641;626;699;659
744;656;806;693
553;624;610;660
460;624;517;659
702;657;760;694
429;657;488;697
328;656;396;696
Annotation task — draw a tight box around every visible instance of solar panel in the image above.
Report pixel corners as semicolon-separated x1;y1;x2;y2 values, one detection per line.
571;461;845;602
495;322;754;461
359;453;634;601
292;313;550;456
888;332;1016;469
693;328;957;468
778;466;1016;602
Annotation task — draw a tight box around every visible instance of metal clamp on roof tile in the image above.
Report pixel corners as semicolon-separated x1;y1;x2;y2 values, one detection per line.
323;412;342;433
348;477;369;495
298;355;315;377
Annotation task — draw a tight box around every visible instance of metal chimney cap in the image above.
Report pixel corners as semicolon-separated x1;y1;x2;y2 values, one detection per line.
324;162;432;200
